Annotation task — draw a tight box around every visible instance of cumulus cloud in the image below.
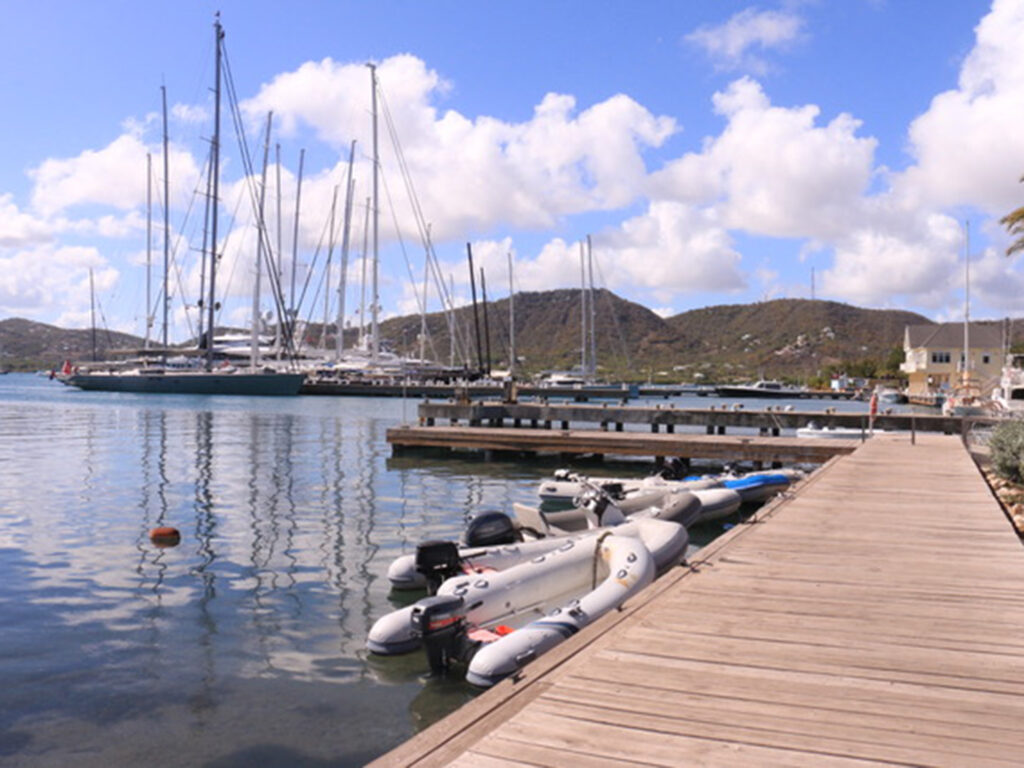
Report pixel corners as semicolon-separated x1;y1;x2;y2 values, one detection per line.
893;0;1024;216
650;78;877;241
0;245;115;323
686;7;804;73
241;55;676;241
0;194;53;247
28;133;202;218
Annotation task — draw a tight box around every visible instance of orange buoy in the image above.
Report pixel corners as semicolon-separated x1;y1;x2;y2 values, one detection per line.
149;526;181;548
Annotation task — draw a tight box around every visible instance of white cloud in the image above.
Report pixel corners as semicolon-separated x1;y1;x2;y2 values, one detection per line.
0;194;53;247
241;55;676;242
650;78;878;242
28;133;202;218
820;212;963;307
686;7;804;73
893;0;1024;216
0;245;116;323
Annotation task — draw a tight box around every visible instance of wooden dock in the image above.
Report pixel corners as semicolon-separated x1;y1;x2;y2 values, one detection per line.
417;401;978;435
370;433;1024;766
387;425;856;464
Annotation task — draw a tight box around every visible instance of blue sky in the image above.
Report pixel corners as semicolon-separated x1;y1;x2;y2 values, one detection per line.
2;0;1023;342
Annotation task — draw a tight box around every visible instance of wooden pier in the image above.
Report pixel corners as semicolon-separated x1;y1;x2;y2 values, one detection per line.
387;425;855;464
417;401;979;435
371;433;1024;766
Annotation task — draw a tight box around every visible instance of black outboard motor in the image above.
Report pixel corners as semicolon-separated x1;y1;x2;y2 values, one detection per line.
599;482;625;500
411;594;469;677
415;540;462;595
659;456;686;480
463;511;519;547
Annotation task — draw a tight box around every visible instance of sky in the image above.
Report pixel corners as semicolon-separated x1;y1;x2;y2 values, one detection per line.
2;0;1024;343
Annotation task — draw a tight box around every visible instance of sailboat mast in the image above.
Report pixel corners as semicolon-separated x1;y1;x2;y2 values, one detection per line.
359;196;370;349
161;85;170;353
507;251;515;379
579;239;586;378
964;220;970;384
90;267;97;362
467;243;483;375
323;184;339;351
206;15;224;372
587;234;596;380
290;148;305;351
480;267;491;377
145;152;152;350
368;63;381;361
336;140;356;361
251;111;273;369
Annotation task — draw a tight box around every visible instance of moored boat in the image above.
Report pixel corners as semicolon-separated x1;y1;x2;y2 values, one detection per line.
366;516;687;686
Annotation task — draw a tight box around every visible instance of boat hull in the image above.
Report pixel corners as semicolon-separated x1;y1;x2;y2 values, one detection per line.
64;371;306;396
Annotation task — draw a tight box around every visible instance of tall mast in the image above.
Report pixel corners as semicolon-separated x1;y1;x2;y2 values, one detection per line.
358;196;370;349
420;224;431;363
480;267;491;377
579;239;586;378
161;84;170;352
275;143;283;354
145;152;152;350
507;251;515;379
90;268;97;362
964;220;970;384
323;184;339;351
251;111;273;368
206;14;224;372
467;243;483;375
336;140;356;361
587;234;596;380
368;62;380;361
290;147;305;351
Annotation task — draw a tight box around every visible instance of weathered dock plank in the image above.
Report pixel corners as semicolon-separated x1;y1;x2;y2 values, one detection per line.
386;425;856;463
369;434;1024;767
417;401;979;434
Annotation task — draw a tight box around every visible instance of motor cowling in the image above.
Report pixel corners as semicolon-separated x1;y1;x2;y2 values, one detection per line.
411;594;468;676
415;540;462;595
599;482;625;499
463;511;519;547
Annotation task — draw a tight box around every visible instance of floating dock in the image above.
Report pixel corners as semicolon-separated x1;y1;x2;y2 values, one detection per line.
387;425;855;464
370;433;1024;766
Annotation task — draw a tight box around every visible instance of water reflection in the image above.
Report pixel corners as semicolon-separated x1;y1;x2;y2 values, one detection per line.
1;377;802;766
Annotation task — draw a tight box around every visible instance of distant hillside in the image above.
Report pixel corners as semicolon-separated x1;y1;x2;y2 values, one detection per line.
663;299;932;381
5;294;1019;381
0;318;145;371
377;292;940;382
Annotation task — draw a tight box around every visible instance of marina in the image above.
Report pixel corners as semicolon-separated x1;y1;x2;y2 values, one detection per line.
372;432;1024;766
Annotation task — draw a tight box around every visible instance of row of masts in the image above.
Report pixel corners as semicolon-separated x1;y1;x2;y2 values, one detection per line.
140;21;387;369
136;17;597;379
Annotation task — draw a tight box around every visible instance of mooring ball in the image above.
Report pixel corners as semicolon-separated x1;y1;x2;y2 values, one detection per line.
149;526;181;548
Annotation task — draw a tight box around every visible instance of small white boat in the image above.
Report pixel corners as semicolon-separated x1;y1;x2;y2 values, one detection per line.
367;516;687;686
538;469;716;504
992;354;1024;416
690;487;743;523
796;424;872;439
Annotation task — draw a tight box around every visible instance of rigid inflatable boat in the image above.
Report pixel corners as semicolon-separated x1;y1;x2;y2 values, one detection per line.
385;482;696;591
366;516;688;686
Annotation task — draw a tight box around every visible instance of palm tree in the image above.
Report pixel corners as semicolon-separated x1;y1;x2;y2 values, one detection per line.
1001;174;1024;256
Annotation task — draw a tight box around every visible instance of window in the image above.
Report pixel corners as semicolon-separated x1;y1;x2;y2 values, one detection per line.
930;351;950;364
982;355;990;364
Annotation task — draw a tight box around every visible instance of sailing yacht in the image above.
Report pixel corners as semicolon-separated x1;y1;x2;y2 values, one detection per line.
63;16;305;397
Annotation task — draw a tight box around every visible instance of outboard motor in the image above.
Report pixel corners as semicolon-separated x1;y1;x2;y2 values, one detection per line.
659;456;686;480
411;594;469;677
463;511;519;547
415;540;462;595
599;482;625;500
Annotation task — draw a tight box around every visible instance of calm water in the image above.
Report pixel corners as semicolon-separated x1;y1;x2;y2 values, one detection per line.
0;375;884;767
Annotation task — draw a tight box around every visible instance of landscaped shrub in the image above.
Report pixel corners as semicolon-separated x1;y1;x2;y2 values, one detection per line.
988;419;1024;483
